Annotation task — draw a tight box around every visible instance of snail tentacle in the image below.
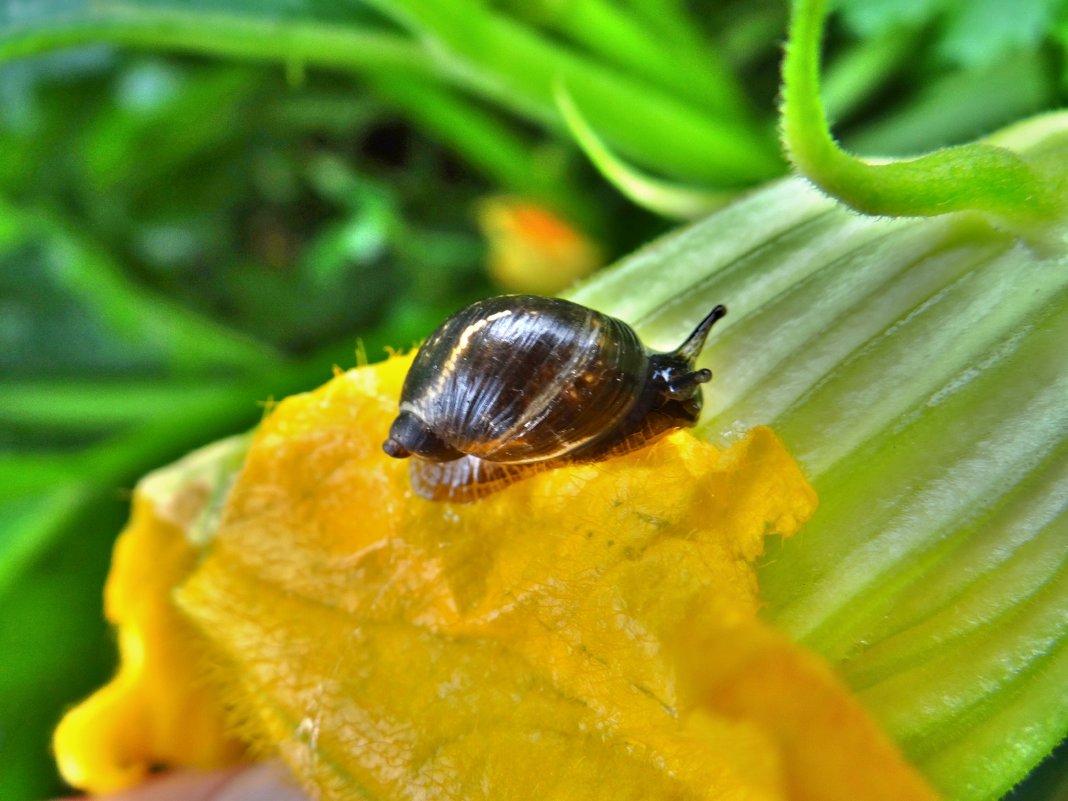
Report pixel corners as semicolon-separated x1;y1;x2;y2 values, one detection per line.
674;304;727;362
664;368;713;400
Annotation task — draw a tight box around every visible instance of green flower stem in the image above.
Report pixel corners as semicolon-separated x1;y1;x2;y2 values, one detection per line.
782;0;1066;239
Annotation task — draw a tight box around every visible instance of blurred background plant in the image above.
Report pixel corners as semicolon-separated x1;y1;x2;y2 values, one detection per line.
1;1;1067;799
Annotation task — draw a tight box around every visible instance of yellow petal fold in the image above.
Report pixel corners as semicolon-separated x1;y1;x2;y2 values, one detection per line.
53;440;249;795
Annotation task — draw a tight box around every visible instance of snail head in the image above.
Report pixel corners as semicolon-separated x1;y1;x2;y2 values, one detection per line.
383;410;463;462
647;304;727;420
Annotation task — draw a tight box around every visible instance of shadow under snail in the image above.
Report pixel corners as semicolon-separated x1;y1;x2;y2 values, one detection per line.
383;295;727;502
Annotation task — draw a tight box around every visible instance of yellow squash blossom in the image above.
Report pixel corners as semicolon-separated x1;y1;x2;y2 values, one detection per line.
55;353;939;800
477;196;604;294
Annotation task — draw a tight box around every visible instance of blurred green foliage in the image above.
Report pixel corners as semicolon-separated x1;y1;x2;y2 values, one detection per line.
0;1;1066;799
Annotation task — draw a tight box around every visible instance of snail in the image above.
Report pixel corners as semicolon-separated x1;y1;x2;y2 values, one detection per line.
383;295;727;502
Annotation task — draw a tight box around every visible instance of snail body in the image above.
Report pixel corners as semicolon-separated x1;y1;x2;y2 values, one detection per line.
383;295;726;502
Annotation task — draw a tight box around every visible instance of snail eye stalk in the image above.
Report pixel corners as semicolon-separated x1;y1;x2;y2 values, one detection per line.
665;368;713;399
675;304;727;363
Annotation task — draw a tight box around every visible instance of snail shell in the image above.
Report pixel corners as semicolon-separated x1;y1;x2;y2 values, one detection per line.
383;295;726;502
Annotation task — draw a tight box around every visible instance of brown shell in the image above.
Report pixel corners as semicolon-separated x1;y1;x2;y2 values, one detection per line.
398;295;647;464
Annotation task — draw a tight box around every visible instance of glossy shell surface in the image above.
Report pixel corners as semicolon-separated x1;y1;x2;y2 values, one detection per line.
398;295;646;464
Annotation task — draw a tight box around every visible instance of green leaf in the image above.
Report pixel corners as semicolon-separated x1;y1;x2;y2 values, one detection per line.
0;379;241;432
568;117;1068;796
0;486;89;598
936;0;1064;67
496;0;748;119
1009;741;1068;800
821;25;919;125
844;49;1054;156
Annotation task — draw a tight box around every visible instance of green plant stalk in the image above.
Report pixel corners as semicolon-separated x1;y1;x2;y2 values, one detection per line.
781;0;1066;238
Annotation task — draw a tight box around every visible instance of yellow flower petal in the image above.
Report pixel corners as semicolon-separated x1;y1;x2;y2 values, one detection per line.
150;353;934;800
678;621;940;801
53;440;248;795
55;353;939;799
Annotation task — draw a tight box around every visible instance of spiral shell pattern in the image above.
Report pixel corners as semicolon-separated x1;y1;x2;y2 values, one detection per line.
398;296;647;464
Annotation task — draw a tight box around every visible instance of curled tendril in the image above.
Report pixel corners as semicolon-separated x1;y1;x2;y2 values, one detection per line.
781;0;1067;248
